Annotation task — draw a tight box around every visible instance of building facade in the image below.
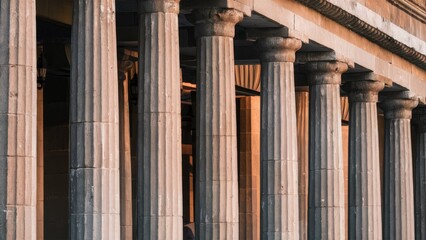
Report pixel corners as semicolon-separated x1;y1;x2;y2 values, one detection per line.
0;0;425;239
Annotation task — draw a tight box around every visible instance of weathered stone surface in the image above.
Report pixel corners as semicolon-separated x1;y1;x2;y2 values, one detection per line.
258;37;301;239
69;1;120;239
412;110;426;240
346;80;385;240
380;92;418;240
307;61;348;240
238;96;260;240
296;90;309;240
138;1;183;239
0;0;37;239
192;8;243;239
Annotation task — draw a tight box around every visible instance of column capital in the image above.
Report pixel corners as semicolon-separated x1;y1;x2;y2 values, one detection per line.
345;80;385;103
257;37;302;62
140;0;180;14
412;108;426;133
306;61;348;85
191;8;243;38
380;91;419;119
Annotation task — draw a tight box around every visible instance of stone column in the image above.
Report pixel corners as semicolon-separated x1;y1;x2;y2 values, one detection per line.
296;89;309;240
346;79;384;239
380;92;418;240
118;69;133;240
69;1;120;239
192;8;243;239
413;111;426;240
238;96;261;240
0;1;37;239
257;37;302;239
138;1;183;239
307;61;348;239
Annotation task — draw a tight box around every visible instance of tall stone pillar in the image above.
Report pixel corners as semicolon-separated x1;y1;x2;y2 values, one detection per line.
0;1;37;239
413;110;426;240
192;8;243;239
296;89;309;240
238;96;261;240
138;1;183;239
307;61;348;239
257;37;302;239
380;92;418;240
70;1;120;239
345;78;384;239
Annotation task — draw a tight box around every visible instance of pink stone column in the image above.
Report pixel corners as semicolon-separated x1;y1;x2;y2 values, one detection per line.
0;1;37;239
70;1;120;239
138;0;183;239
380;92;418;240
192;8;243;239
258;37;302;239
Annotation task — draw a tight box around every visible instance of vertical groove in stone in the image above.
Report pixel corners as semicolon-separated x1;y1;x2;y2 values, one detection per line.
0;0;37;239
138;9;183;240
238;96;261;240
260;62;299;239
383;120;415;240
196;35;239;240
414;127;426;240
348;102;382;240
296;90;309;240
37;89;44;240
381;96;418;240
118;74;132;240
307;62;348;240
69;1;120;239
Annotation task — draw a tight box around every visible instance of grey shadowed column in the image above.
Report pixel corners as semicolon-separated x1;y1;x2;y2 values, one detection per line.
296;88;309;240
413;110;426;240
380;91;418;240
307;61;348;239
258;37;302;239
192;8;243;239
345;78;385;240
138;0;183;239
69;0;120;239
0;1;37;239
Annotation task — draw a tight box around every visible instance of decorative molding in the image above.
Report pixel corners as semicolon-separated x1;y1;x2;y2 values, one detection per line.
295;0;426;70
387;0;426;23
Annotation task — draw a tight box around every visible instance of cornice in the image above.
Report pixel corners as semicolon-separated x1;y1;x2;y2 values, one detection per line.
295;0;426;70
387;0;426;23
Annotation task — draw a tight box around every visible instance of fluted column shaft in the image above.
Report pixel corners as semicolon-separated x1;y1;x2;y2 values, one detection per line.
138;1;183;239
257;37;301;239
296;90;309;240
0;1;37;239
346;80;384;240
380;95;418;240
307;61;348;239
192;8;243;239
413;116;426;240
70;1;120;239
